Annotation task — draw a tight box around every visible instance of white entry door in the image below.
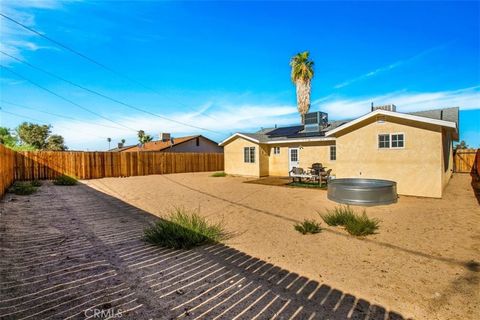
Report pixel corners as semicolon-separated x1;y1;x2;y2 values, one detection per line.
289;148;300;171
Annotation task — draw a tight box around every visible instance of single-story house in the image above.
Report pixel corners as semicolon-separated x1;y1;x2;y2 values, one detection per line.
219;105;459;198
110;134;223;153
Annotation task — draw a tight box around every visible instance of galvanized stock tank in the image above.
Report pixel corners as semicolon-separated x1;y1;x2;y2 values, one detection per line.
328;178;397;206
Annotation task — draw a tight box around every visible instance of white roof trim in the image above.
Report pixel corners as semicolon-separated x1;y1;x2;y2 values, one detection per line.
325;109;457;137
265;137;336;144
218;133;260;146
219;133;336;146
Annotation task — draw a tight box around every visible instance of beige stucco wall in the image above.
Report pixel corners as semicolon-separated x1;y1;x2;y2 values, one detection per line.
267;141;337;176
334;116;444;198
223;137;260;177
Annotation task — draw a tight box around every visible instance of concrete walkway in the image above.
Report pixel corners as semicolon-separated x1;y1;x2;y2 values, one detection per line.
0;182;404;319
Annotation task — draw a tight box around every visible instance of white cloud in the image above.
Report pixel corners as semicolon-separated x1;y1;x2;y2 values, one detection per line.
52;85;479;150
52;103;299;150
0;0;64;63
315;86;480;119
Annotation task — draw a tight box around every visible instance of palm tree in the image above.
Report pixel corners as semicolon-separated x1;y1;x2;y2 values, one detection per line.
107;137;111;150
137;130;153;146
290;51;314;123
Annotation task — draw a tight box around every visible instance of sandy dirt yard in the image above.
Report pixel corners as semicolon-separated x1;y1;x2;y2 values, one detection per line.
85;173;480;320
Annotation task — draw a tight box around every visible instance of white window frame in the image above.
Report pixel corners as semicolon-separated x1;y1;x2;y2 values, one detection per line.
244;146;256;163
329;145;336;161
378;133;390;149
273;147;280;155
378;133;405;150
390;133;405;149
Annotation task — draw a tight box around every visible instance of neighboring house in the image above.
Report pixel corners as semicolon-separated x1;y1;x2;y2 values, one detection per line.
110;134;223;153
219;105;459;198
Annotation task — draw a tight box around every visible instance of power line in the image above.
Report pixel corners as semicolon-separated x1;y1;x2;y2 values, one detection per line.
0;99;131;131
0;51;222;135
0;12;219;122
0;108;107;140
0;65;138;132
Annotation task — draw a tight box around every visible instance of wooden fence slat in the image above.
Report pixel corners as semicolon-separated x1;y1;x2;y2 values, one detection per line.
454;149;479;174
2;148;224;194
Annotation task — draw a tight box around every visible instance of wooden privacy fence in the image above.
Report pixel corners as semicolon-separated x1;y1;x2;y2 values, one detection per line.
0;145;16;197
453;149;479;175
14;151;224;180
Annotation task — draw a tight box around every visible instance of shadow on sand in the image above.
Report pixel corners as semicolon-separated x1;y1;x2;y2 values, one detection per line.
0;182;407;319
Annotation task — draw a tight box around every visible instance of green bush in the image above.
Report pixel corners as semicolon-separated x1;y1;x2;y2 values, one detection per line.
53;175;77;186
11;182;37;195
320;205;380;236
144;208;228;249
294;219;322;235
211;172;227;177
30;180;42;187
344;213;380;236
320;205;356;226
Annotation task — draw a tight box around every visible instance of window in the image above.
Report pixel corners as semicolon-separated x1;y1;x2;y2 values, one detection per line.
290;149;298;162
244;147;255;163
378;133;405;149
196;137;200;146
330;145;336;161
273;147;280;155
378;134;390;149
391;134;404;148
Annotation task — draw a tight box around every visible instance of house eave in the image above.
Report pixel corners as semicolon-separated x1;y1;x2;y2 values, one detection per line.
325;109;457;137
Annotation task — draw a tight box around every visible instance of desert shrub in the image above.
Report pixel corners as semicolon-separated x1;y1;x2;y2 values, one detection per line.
211;172;227;177
144;207;227;249
320;205;380;236
53;175;77;186
320;205;356;226
11;182;37;195
30;180;42;187
344;213;380;236
294;219;322;235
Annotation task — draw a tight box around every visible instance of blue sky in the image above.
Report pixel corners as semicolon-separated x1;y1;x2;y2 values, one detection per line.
0;0;479;150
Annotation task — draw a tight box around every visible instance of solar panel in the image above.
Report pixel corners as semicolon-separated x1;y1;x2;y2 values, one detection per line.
287;131;325;138
267;125;303;137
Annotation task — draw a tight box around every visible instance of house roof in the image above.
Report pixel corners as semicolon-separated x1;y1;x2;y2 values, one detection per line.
122;135;200;152
109;135;220;152
325;108;458;137
108;144;136;152
219;107;459;146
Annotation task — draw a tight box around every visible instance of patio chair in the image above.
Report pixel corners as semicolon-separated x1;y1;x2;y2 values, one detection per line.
319;169;332;186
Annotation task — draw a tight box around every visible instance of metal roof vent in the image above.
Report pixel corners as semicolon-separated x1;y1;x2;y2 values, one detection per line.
303;111;328;133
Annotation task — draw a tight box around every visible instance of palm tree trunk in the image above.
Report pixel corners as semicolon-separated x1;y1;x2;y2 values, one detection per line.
295;79;311;123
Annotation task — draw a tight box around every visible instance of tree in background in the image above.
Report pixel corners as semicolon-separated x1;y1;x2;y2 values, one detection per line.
107;137;112;150
121;138;126;144
0;127;17;147
455;140;469;150
137;130;153;145
46;135;67;151
17;123;51;149
290;51;314;124
15;122;67;151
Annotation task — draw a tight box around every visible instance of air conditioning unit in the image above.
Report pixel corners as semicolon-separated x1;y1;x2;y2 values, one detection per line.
303;111;328;133
372;104;396;112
